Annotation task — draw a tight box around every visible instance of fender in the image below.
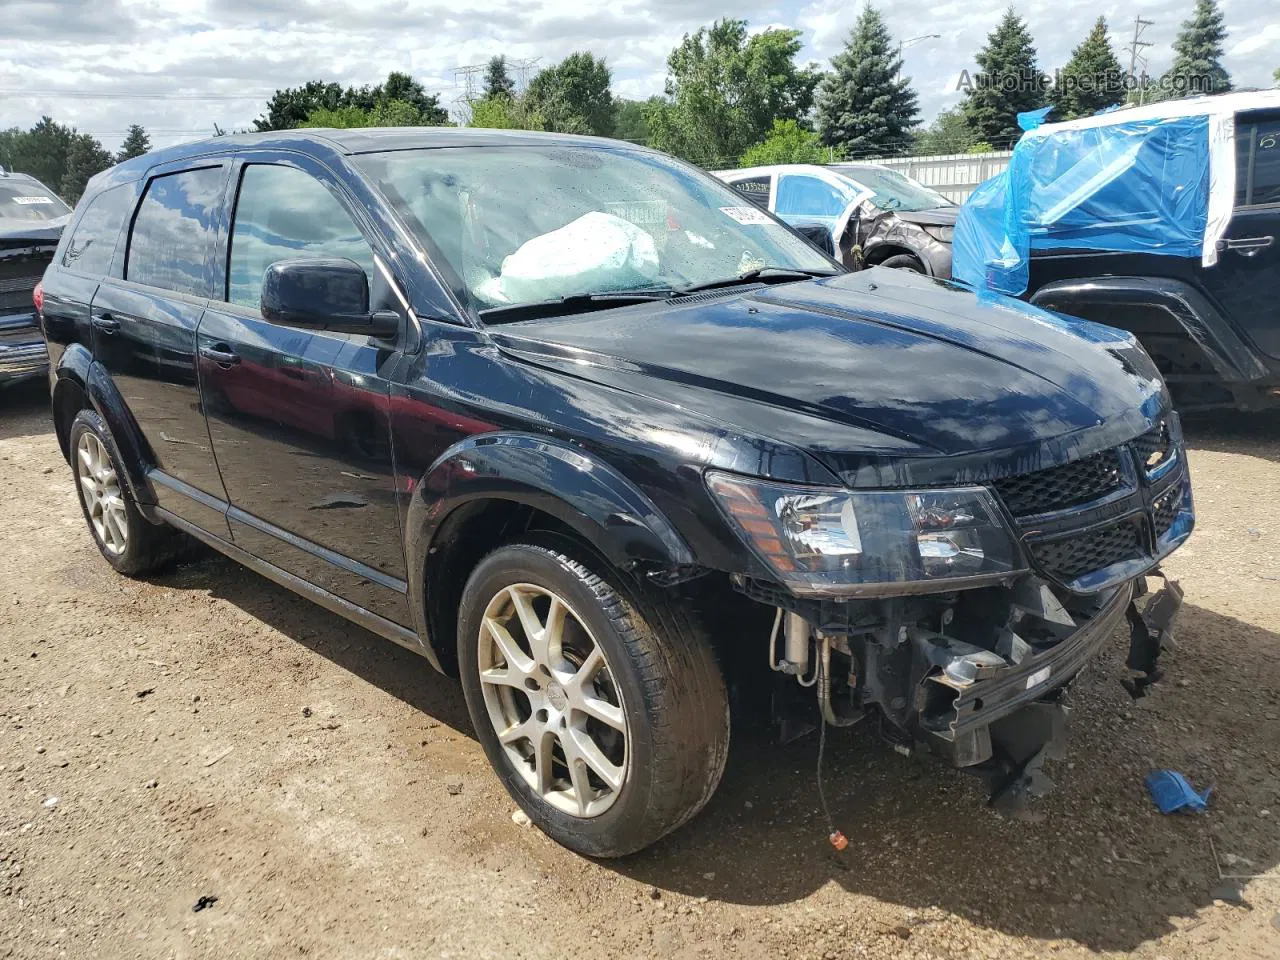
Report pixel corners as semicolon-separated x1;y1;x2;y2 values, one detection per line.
404;433;697;659
1030;276;1271;385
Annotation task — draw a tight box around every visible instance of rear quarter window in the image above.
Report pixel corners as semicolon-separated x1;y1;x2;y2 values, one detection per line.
62;184;135;276
126;166;227;296
729;176;772;209
1235;111;1280;207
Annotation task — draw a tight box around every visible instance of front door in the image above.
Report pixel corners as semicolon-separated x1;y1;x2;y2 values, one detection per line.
196;155;411;625
91;162;232;534
1202;108;1280;359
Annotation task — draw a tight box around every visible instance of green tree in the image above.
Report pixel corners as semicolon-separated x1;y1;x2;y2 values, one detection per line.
0;117;74;189
815;6;919;158
255;72;446;130
645;19;821;165
116;124;151;162
913;107;991;154
301;99;434;129
1274;66;1279;86
60;134;114;203
468;95;544;130
961;8;1048;147
1158;0;1232;100
612;98;657;143
740;119;841;166
1049;17;1125;120
484;56;517;100
524;52;614;136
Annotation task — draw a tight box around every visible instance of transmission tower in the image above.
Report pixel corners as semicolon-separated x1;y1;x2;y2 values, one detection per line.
1126;16;1155;106
451;56;541;124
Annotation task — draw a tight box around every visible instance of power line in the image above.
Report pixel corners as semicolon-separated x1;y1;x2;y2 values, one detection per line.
0;88;273;102
1125;16;1156;106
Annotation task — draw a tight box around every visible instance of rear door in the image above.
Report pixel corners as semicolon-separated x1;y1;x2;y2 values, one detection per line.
196;152;410;625
90;161;233;534
1201;109;1280;359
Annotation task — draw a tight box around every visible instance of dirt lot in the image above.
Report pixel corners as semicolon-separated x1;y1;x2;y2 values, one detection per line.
1;380;1278;960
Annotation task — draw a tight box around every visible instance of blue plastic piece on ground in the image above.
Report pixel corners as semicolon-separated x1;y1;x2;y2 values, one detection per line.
1146;769;1212;813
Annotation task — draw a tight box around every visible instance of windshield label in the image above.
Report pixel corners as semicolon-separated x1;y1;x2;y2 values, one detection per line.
11;196;55;205
719;206;773;225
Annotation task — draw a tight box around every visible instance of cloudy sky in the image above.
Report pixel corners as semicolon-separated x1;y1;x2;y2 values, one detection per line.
2;0;1277;154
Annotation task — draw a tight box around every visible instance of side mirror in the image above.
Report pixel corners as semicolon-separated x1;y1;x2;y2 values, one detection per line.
260;258;399;338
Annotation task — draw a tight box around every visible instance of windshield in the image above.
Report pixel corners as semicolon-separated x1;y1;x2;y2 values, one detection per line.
833;166;953;212
0;179;70;223
356;145;835;313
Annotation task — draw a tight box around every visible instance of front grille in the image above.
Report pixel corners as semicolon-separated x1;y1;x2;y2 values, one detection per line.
1151;485;1183;540
1029;520;1146;582
992;449;1125;518
1132;420;1172;473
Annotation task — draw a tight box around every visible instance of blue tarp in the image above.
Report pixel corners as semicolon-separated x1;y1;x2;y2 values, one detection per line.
954;108;1215;295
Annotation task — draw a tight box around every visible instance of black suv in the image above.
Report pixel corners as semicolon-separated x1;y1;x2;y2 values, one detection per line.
1026;105;1280;413
1;168;70;387
39;129;1190;856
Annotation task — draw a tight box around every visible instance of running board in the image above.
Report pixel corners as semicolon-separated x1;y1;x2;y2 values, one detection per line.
154;506;439;670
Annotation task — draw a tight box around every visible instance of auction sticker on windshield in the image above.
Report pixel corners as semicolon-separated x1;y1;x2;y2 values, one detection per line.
12;196;55;205
719;206;774;225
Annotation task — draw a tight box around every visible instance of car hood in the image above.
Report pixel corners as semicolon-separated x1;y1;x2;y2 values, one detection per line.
489;268;1167;482
890;206;959;227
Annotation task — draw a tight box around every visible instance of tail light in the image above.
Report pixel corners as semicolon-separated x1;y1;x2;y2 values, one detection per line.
33;281;44;313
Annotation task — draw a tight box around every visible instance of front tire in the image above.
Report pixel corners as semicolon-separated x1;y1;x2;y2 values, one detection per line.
69;410;185;576
457;541;729;857
881;253;925;273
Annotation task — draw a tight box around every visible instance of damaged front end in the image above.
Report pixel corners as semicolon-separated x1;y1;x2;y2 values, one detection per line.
743;571;1182;812
712;416;1193;813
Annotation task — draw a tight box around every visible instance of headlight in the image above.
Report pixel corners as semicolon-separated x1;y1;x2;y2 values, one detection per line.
922;224;954;243
706;472;1026;597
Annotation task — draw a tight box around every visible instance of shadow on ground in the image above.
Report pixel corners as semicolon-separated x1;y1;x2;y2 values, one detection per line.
1182;409;1280;462
150;538;1280;952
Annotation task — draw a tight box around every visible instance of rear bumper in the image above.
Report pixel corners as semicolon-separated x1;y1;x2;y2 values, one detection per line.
0;318;49;384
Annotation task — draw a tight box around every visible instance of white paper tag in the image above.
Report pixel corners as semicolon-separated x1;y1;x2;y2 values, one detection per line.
1025;666;1051;690
12;196;55;205
719;205;773;225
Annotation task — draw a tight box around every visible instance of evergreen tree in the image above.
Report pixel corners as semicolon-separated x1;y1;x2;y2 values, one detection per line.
815;6;919;157
60;134;113;204
1049;17;1125;120
1159;0;1231;100
484;56;516;100
116;124;150;162
961;8;1048;147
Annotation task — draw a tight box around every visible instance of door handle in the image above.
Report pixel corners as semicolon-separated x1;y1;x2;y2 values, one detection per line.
1216;235;1274;257
91;313;120;333
199;343;241;367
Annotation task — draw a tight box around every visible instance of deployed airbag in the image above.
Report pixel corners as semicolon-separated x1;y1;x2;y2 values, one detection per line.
485;211;661;303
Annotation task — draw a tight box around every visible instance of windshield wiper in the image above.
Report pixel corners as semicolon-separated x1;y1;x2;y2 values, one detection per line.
674;267;837;296
479;289;676;324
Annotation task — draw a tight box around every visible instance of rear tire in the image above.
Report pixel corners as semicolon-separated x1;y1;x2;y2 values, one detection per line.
881;254;925;273
68;410;186;577
457;540;729;857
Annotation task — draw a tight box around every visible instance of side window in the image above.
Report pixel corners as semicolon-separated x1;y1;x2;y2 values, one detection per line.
776;176;846;218
729;176;772;209
227;164;376;310
126;167;225;296
1235;111;1280;208
62;184;134;276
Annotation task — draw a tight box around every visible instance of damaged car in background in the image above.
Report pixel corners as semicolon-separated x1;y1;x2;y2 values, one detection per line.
38;128;1189;858
715;162;958;276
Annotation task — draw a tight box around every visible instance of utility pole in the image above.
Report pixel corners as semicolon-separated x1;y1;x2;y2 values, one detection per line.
1126;16;1155;105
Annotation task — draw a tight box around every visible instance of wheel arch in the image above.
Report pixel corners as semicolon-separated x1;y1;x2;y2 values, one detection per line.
405;433;697;674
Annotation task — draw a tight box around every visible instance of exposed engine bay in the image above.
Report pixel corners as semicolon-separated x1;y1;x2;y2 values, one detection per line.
740;571;1183;812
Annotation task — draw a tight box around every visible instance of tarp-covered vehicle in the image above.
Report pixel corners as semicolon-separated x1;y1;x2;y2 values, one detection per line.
954;90;1280;412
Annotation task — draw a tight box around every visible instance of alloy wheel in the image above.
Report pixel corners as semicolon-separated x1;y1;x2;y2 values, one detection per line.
477;583;629;818
76;431;128;556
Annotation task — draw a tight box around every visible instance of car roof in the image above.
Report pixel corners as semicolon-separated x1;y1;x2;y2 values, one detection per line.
94;127;656;193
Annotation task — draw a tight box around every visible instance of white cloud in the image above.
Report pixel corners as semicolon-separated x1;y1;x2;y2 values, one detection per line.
1;0;1276;155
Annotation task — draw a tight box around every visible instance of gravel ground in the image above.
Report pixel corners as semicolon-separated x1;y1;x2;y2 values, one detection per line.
1;380;1278;960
